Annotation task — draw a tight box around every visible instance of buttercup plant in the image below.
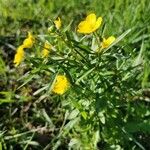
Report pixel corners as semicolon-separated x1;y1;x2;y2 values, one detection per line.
13;13;147;149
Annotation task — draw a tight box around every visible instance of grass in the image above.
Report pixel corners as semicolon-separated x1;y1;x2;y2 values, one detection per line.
0;0;150;149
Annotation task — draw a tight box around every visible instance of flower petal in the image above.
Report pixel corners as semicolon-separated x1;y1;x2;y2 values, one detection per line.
52;75;70;95
86;13;96;26
93;17;102;31
54;17;61;29
14;47;25;66
77;21;91;33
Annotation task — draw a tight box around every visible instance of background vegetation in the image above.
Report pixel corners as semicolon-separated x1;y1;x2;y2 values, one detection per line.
0;0;150;149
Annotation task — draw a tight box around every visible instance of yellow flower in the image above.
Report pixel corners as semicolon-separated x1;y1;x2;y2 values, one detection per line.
101;36;116;49
52;75;70;95
54;17;61;29
13;45;25;66
23;32;35;48
77;13;102;34
42;41;51;58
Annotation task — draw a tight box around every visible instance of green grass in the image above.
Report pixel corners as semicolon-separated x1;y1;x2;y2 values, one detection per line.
0;0;150;149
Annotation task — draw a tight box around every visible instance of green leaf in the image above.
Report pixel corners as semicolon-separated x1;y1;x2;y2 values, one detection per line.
72;40;93;54
42;109;54;127
47;72;58;94
17;74;37;89
132;34;150;43
0;91;15;104
0;142;2;150
81;111;87;120
68;109;79;120
33;85;49;95
64;117;80;132
75;67;95;84
133;41;144;66
95;95;107;113
125;121;150;133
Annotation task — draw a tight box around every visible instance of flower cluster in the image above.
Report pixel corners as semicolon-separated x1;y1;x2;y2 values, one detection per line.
77;13;116;49
14;13;116;94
